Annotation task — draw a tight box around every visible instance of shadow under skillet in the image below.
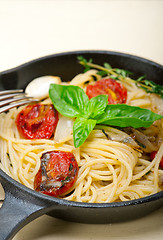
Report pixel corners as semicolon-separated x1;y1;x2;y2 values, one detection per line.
14;206;163;240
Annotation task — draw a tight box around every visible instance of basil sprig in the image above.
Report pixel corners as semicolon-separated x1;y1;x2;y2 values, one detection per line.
49;84;163;148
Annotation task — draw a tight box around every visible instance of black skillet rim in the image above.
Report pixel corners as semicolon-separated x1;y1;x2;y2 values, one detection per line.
0;49;163;209
1;168;163;209
1;49;163;75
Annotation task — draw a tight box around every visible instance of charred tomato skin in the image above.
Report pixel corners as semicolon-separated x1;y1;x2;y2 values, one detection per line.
16;103;58;139
34;151;79;197
86;78;127;104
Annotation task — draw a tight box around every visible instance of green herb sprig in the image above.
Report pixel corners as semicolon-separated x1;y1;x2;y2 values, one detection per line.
136;76;163;99
77;56;132;79
77;56;163;98
49;84;163;148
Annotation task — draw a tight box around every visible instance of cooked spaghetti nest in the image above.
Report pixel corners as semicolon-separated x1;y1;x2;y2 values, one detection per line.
0;69;163;203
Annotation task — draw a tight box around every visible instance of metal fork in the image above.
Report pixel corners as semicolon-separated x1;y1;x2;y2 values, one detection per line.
0;89;38;113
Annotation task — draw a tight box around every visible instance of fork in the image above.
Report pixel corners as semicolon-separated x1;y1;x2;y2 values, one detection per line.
0;89;38;114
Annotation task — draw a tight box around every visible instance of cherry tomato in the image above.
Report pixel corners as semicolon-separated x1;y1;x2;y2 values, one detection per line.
86;78;127;104
150;151;163;169
16;103;58;139
34;151;79;197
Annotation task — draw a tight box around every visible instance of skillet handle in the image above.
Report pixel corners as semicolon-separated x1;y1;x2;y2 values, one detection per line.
0;176;53;240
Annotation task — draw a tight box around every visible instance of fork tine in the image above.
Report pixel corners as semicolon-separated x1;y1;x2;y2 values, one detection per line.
0;93;27;101
0;99;38;114
0;96;32;107
0;89;23;95
0;89;39;114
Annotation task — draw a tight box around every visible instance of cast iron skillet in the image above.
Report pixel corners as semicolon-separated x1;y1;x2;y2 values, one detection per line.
0;50;163;240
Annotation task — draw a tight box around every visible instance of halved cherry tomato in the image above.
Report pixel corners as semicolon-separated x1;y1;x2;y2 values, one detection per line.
86;78;127;104
16;103;58;139
34;151;79;197
150;151;163;169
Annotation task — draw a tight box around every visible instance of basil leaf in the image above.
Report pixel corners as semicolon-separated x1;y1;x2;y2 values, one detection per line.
73;117;96;148
49;84;89;118
96;104;163;128
86;95;108;118
49;80;163;148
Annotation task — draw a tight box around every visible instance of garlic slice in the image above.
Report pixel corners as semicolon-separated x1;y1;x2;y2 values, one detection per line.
25;75;61;100
54;115;74;143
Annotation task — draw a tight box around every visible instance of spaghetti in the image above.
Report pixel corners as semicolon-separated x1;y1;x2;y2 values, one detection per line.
0;66;163;203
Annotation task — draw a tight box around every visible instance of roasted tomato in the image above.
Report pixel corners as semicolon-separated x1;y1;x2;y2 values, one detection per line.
34;151;79;197
150;151;163;169
86;78;127;104
16;103;58;139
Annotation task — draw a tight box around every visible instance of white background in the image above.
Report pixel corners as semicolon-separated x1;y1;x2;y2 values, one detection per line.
0;0;163;72
0;1;163;240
